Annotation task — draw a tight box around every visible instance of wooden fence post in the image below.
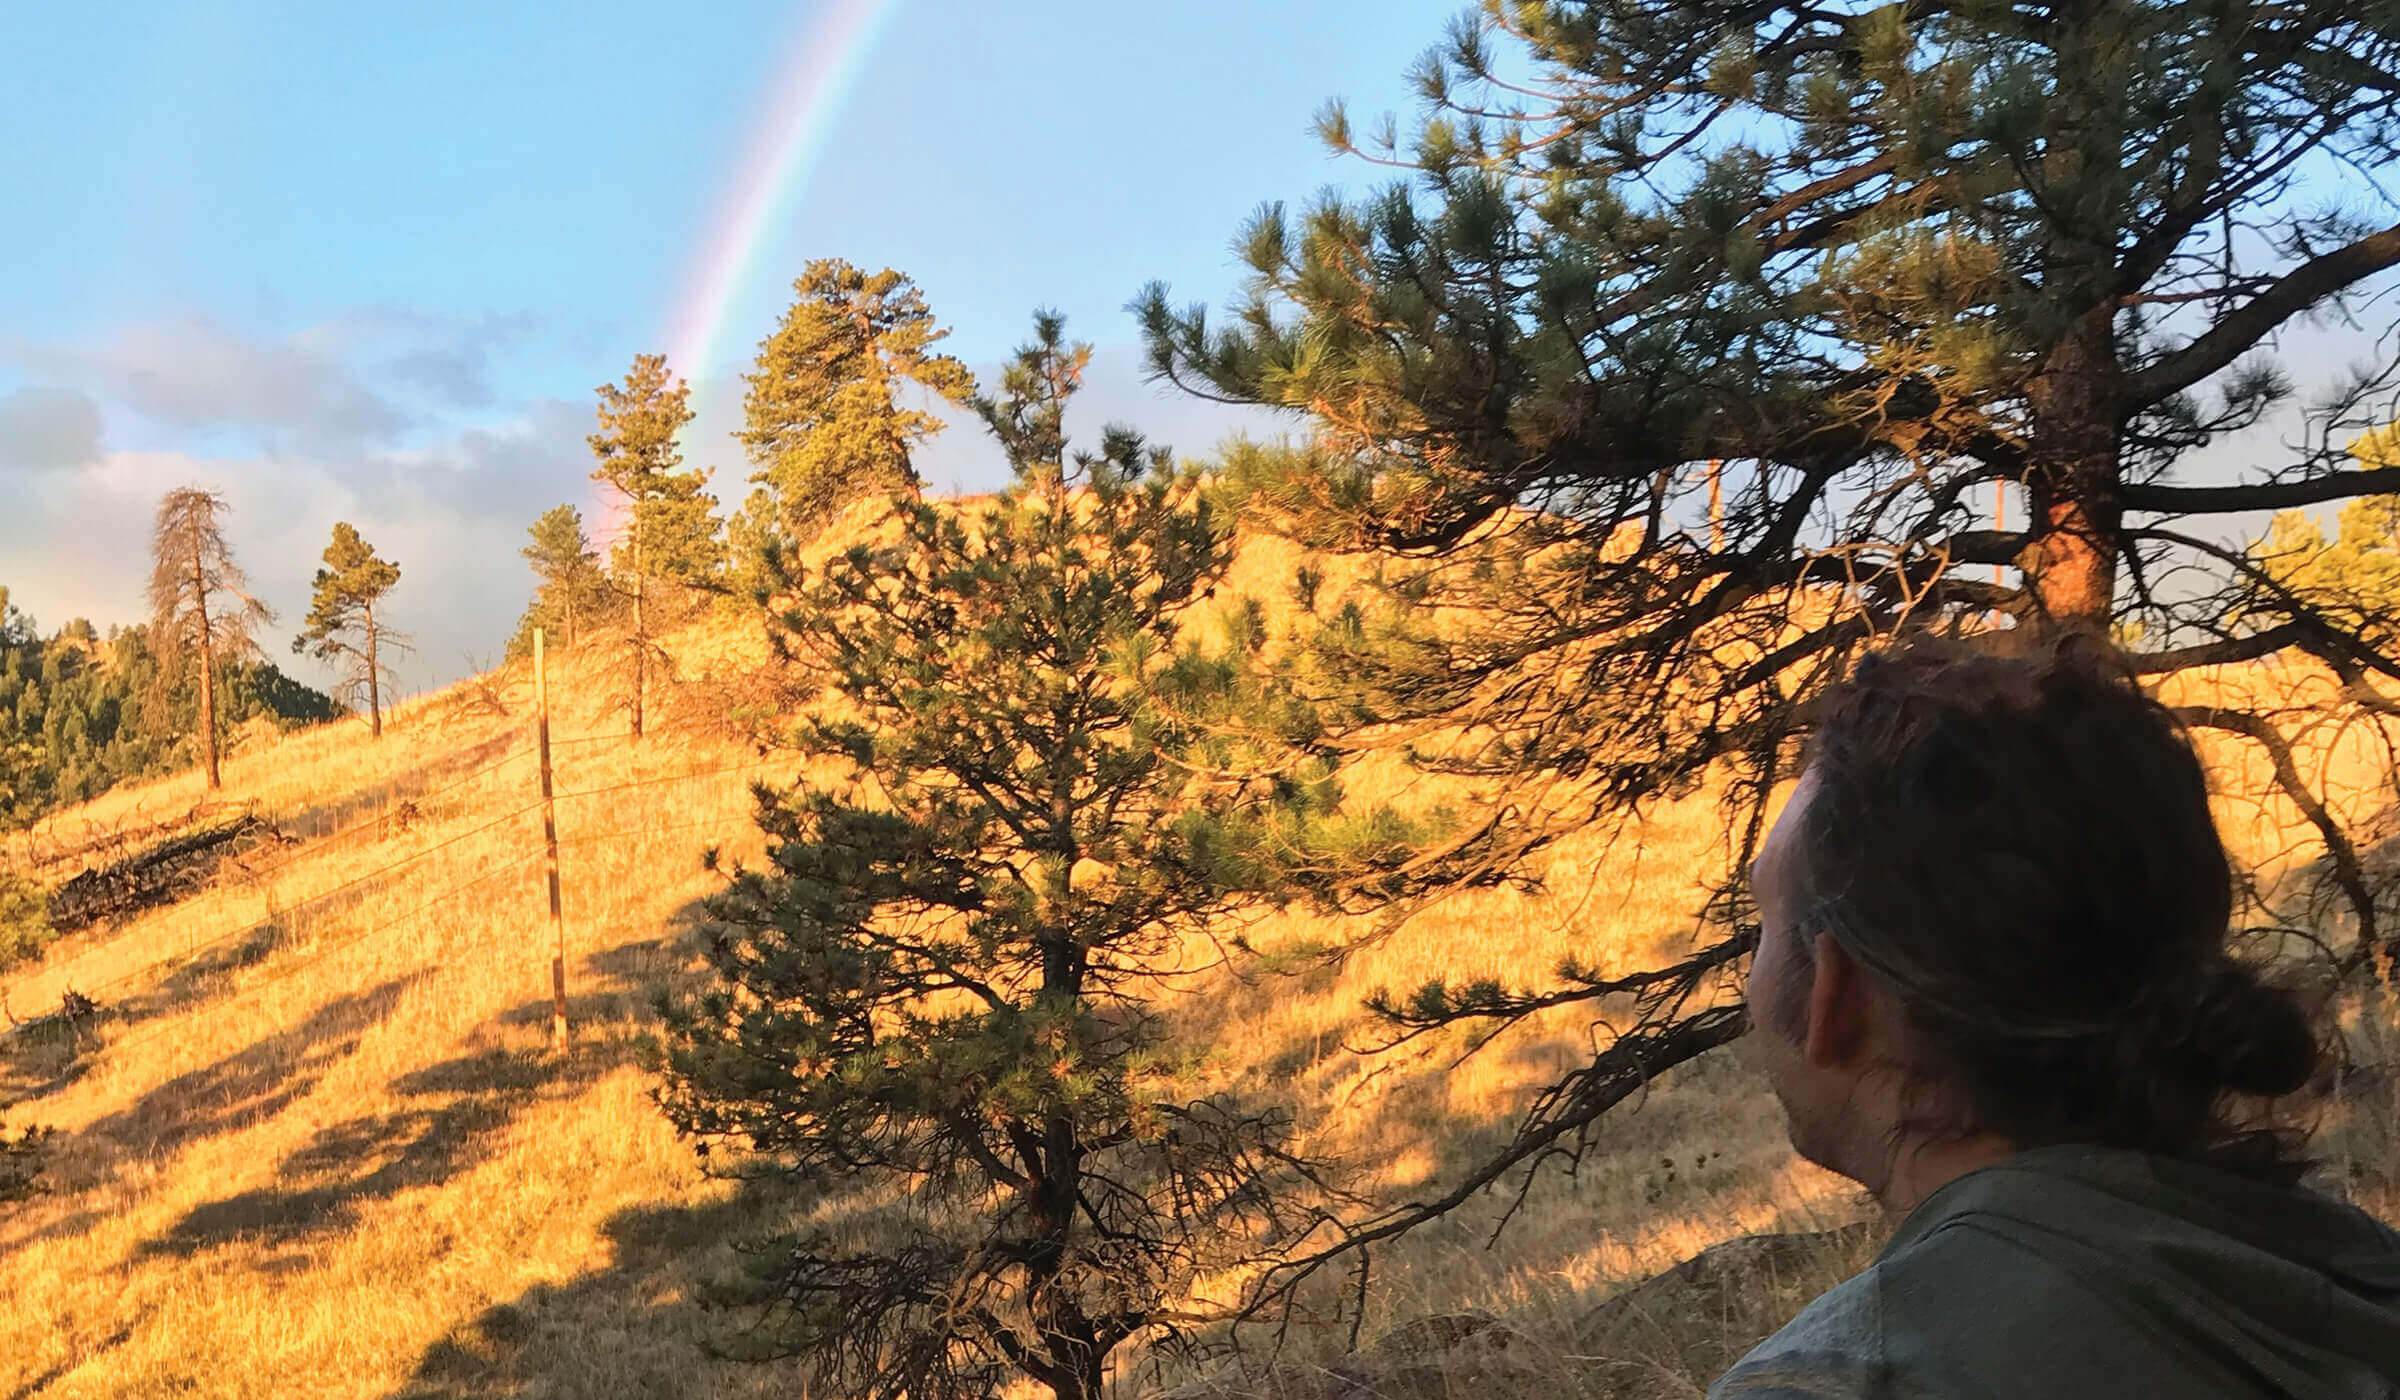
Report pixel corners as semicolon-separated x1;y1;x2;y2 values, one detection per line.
537;629;569;1053
1707;458;1725;553
1994;478;2008;587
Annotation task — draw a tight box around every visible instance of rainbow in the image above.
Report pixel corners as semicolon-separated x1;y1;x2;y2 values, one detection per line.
661;0;903;403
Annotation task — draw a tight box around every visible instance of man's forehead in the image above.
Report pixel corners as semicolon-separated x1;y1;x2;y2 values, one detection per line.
1751;770;1815;888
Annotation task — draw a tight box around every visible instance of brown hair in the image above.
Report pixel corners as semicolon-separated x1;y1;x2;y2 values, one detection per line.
1793;631;2321;1180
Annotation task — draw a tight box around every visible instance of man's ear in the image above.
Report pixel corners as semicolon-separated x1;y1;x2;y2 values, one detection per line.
1802;932;1871;1068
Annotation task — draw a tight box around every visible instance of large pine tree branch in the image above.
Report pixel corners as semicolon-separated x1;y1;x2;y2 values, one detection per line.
2173;705;2383;971
2125;623;2316;674
2119;466;2400;514
2124;220;2400;408
1236;932;1754;1325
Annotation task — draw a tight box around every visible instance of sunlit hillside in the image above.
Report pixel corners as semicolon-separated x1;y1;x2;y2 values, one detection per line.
2;517;2395;1400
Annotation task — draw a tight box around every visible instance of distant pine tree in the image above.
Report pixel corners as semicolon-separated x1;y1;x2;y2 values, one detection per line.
147;488;273;790
589;354;716;737
0;586;335;828
2242;425;2400;649
511;503;610;655
0;860;52;968
739;260;975;547
294;522;406;738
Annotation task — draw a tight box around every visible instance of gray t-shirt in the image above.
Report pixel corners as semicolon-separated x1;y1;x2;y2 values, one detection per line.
1712;1145;2400;1399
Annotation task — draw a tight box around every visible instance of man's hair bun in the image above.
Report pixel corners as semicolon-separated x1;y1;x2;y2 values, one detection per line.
2189;961;2319;1100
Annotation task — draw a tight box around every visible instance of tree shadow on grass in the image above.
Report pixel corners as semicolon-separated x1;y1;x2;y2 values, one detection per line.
384;903;814;1399
0;913;300;1110
393;1177;811;1400
273;729;524;847
3;1313;142;1400
80;978;415;1164
141;1008;639;1260
0;1012;95;1106
0;979;414;1257
6;885;426;1115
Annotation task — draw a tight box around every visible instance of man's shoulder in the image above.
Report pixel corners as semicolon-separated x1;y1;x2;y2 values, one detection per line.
1707;1204;2152;1399
1707;1262;1893;1400
1710;1152;2400;1399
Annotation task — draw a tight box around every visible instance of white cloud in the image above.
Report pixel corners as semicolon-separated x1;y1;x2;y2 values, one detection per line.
0;384;104;472
0;310;539;461
0;401;595;695
0;310;598;693
6;316;407;455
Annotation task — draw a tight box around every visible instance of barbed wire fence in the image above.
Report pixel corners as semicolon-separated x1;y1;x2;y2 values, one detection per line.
0;631;787;1071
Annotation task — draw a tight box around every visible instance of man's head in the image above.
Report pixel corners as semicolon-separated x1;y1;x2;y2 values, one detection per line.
1746;632;2321;1203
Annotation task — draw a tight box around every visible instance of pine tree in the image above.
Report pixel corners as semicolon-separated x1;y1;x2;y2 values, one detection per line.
739;259;975;542
0;861;52;968
293;522;406;738
514;503;610;653
608;457;725;592
1138;0;2400;1266
660;314;1456;1400
148;488;273;790
589;353;712;738
2244;424;2400;649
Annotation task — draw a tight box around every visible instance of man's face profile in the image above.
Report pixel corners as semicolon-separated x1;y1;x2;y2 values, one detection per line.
1744;771;1845;1175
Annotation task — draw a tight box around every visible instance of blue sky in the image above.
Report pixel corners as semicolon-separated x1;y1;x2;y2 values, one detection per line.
1;0;1455;690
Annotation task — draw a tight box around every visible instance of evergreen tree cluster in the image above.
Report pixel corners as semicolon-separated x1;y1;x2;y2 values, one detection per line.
0;586;336;829
504;258;984;668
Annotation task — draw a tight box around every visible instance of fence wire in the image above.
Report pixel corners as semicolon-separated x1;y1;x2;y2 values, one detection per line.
2;731;788;1059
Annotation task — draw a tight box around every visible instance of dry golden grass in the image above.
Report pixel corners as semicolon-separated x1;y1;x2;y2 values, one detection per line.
0;534;2393;1400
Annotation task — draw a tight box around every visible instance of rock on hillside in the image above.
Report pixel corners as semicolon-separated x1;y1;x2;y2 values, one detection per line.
1572;1222;1878;1395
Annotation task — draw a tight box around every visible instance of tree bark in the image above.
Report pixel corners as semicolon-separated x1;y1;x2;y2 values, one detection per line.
193;536;220;790
2024;310;2123;623
365;603;383;739
2021;0;2129;627
631;529;646;739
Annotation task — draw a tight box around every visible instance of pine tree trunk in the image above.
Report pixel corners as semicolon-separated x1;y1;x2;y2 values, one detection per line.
1024;895;1101;1400
2025;315;2122;625
2024;5;2126;627
1024;1105;1103;1400
631;531;647;739
198;633;219;789
193;539;220;790
365;605;383;739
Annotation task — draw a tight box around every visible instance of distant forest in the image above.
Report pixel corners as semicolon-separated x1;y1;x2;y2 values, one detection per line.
0;586;338;829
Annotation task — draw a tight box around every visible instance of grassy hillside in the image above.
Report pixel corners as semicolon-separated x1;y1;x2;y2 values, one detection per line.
1;524;2394;1400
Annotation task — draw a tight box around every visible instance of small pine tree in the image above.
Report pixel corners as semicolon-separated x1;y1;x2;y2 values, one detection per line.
661;314;1437;1400
514;504;610;653
589;354;713;738
739;259;975;542
148;488;272;789
0;864;54;969
293;522;406;738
